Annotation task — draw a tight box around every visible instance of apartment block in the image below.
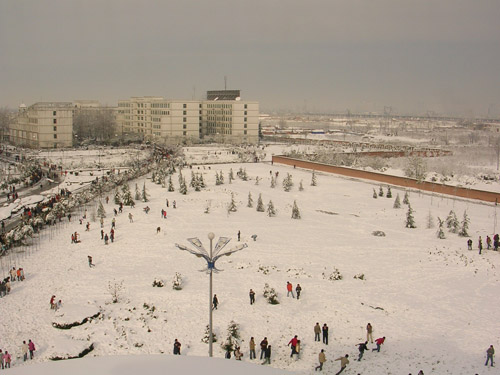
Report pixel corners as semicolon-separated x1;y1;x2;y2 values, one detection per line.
9;102;73;148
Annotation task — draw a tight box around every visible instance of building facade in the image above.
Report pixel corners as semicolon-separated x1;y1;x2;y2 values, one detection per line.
9;102;73;148
117;96;259;144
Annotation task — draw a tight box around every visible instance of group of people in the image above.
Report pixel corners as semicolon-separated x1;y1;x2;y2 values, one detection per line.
0;266;25;298
286;281;302;299
0;339;36;369
469;234;500;254
49;295;62;310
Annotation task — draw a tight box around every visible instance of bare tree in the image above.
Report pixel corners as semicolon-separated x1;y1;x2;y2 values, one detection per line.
0;107;12;142
73;108;116;143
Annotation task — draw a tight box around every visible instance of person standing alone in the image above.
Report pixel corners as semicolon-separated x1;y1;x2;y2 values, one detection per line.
315;349;326;371
485;345;495;367
366;323;373;343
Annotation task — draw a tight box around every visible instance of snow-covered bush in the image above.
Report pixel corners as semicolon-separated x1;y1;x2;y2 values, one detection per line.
256;194;265;212
221;320;240;353
372;230;386;237
353;273;365;280
202;324;218;343
152;279;164;288
291;200;301;219
108;280;124;303
406;204;416;228
323;268;343;281
458;211;470;237
267;200;276;217
172;272;183;290
263;283;279;304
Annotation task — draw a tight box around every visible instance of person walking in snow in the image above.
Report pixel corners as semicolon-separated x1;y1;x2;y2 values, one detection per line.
0;349;4;369
166;199;169;207
88;255;94;267
28;339;35;359
372;336;385;352
249;289;255;305
112;217;116;228
262;345;271;365
104;233;109;245
173;200;176;209
50;295;56;310
314;323;321;341
100;217;104;228
21;340;28;361
334;354;349;375
110;228;115;243
85;222;90;231
487;235;492;249
212;294;218;310
315;349;326;371
3;351;11;368
366;323;374;343
173;339;181;355
249;337;256;359
296;283;302;299
356;341;368;361
485;345;495;367
260;337;268;359
479;236;483;254
322;324;329;345
288;335;298;357
101;229;104;240
287;281;295;298
237;230;241;241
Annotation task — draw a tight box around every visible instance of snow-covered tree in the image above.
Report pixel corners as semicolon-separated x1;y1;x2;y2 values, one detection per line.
263;283;279;304
403;191;410;205
386;186;392;198
142;181;149;202
311;171;317;186
168;176;174;192
215;172;221;185
227;193;237;213
255;176;260;185
218;171;224;185
437;217;446;239
97;200;106;218
114;189;122;205
256;194;265;212
179;177;187;195
405;204;416;228
122;188;135;206
291;200;301;219
299;180;304;191
404;156;427;182
378;186;384;197
283;173;293;192
393;193;401;208
221;320;240;353
267;200;276;217
446;210;459;233
426;210;434;229
373;188;378;199
202;324;218;343
458;210;470;237
228;168;235;183
247;192;253;208
135;183;141;200
270;176;276;188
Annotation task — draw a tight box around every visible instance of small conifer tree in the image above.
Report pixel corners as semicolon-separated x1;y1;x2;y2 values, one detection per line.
219;171;224;185
227;193;237;213
256;194;265;212
386;186;392;198
405;204;416;228
142;181;149;202
311;171;317;186
446;210;459;233
202;324;217;343
378;186;384;197
403;191;410;204
229;168;235;183
122;189;135;206
393;193;401;208
291;200;301;219
168;175;174;192
215;172;221;185
247;192;253;208
135;183;141;200
437;217;446;239
267;200;276;217
114;189;122;205
426;210;434;229
283;173;294;192
97;200;106;218
179;177;187;195
270;176;276;188
255;176;260;185
299;180;304;191
458;210;470;237
373;188;378;199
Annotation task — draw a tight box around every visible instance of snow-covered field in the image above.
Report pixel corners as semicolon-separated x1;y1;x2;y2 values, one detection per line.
0;157;499;375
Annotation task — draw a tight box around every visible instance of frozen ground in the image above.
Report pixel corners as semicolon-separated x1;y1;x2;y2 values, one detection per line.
0;158;499;375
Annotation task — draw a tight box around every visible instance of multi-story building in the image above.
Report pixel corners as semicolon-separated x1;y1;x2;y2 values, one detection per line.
117;94;259;144
9;102;73;148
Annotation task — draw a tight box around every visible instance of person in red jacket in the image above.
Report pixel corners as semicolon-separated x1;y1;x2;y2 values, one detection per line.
287;281;295;298
372;336;385;352
288;335;298;357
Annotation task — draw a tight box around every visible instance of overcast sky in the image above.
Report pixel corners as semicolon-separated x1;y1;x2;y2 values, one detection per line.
1;0;499;116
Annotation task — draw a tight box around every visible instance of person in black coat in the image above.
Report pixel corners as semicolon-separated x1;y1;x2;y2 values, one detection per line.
212;294;218;310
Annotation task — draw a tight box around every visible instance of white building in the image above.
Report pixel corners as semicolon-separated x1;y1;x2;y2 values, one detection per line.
9;102;73;148
117;96;259;144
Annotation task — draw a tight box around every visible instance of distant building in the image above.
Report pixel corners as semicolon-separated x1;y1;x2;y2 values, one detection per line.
9;102;73;148
117;94;259;144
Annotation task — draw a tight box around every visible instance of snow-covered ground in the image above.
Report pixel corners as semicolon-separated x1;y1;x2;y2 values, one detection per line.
0;157;498;375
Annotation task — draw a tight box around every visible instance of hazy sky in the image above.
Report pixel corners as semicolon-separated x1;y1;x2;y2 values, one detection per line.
1;0;499;116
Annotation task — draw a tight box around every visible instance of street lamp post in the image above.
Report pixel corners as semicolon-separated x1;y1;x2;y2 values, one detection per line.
176;233;248;357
